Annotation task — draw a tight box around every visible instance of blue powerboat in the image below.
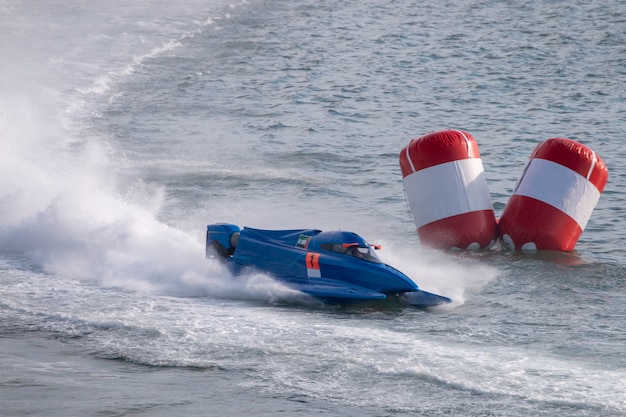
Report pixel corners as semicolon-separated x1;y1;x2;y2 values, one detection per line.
206;223;452;307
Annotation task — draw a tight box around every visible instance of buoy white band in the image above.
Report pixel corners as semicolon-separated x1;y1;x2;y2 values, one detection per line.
513;158;601;230
403;158;493;228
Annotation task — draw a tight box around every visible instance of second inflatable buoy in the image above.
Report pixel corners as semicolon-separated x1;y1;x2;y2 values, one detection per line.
399;130;497;250
498;138;608;251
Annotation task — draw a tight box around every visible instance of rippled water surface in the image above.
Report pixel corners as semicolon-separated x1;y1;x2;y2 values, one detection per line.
1;0;625;415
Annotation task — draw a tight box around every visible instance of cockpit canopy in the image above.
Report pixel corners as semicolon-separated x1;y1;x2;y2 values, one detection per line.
306;231;382;263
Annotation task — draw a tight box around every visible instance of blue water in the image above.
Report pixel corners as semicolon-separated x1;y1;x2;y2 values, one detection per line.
1;0;625;415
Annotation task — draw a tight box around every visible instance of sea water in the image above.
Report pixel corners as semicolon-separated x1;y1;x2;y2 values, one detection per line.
1;0;625;415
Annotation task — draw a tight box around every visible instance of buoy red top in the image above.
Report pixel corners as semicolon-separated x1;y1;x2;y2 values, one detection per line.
399;130;481;177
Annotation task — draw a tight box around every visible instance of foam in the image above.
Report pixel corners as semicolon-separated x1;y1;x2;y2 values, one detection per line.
376;243;500;307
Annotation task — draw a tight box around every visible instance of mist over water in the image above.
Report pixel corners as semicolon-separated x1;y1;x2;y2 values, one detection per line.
0;12;488;305
1;0;626;416
1;0;258;299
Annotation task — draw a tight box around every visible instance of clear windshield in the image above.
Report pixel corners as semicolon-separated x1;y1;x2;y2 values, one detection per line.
320;243;382;263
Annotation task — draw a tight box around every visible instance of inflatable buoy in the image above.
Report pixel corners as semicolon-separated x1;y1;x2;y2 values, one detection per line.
498;138;608;251
399;130;497;250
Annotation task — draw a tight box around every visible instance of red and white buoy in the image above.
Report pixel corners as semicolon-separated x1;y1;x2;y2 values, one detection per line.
498;138;608;251
399;130;497;250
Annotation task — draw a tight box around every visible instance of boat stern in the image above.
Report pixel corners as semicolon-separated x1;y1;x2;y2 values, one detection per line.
206;223;241;258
